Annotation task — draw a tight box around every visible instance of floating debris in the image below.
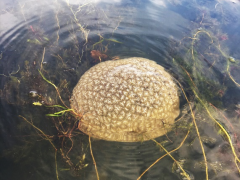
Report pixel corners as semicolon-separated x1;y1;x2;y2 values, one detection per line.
228;56;236;63
29;90;38;98
27;38;42;45
32;101;42;106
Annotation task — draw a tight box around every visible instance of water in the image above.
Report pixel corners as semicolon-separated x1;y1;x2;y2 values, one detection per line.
1;0;240;179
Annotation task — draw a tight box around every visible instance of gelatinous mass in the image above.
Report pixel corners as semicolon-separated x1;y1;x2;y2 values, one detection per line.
70;57;180;142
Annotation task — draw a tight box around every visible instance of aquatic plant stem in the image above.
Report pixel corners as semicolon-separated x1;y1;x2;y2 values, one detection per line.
181;65;240;174
89;136;99;180
192;89;240;173
38;69;68;108
54;0;60;44
40;47;45;72
55;150;60;180
226;60;240;87
209;103;235;133
66;1;90;43
191;29;240;87
19;115;57;151
176;77;209;180
191;30;213;62
137;130;190;180
215;42;240;87
46;109;75;117
152;139;191;180
39;52;85;120
19;116;60;179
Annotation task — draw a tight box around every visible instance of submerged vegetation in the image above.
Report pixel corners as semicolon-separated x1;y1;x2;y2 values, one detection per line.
1;0;240;180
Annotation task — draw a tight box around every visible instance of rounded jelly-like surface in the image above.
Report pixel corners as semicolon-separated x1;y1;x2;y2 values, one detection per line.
70;57;179;142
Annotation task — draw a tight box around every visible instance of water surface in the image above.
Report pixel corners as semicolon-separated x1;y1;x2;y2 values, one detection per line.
1;0;240;180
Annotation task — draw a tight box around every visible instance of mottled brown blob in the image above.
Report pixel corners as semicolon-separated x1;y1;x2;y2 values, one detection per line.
90;50;108;62
71;57;180;142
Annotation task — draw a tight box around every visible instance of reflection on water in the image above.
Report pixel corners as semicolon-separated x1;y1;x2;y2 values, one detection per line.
1;0;240;180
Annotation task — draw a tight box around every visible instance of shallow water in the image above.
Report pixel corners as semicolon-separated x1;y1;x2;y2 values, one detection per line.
1;0;240;180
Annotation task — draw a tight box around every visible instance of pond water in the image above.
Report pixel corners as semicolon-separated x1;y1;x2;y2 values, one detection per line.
1;0;240;180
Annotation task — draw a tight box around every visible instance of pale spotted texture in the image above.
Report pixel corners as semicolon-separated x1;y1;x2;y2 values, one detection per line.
70;57;179;142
